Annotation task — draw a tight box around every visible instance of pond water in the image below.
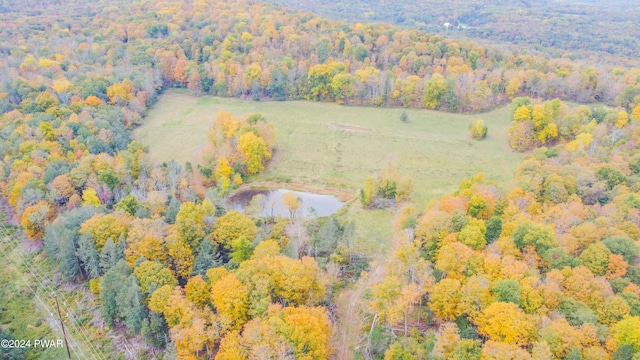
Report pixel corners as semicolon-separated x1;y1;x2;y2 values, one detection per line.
228;189;345;218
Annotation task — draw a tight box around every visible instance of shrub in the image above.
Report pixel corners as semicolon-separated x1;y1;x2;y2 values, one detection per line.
469;118;488;140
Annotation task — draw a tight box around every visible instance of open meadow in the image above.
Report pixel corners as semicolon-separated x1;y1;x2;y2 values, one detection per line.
136;90;525;252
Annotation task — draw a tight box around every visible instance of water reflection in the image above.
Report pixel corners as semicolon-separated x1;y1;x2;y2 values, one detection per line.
228;189;344;218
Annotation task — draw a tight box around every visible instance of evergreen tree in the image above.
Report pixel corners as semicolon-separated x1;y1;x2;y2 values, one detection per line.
59;230;81;281
164;196;180;224
44;206;101;279
142;312;169;348
116;274;146;334
314;216;342;257
116;234;127;260
100;260;131;328
99;237;119;273
485;216;502;243
77;233;100;278
193;240;223;278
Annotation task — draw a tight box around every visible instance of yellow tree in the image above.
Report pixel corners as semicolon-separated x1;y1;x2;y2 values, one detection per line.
428;278;462;321
171;318;207;360
513;106;532;122
614;316;640;352
423;73;446;109
281;192;300;222
369;275;402;325
631;104;640;121
133;261;178;294
480;341;532;360
237;132;270;174
473;302;535;346
279;306;332;360
458;275;493;318
80;213;130;250
124;232;165;265
185;275;210;309
215;331;246;360
210;273;249;331
82;188;101;206
166;234;194;280
106;79;134;104
21;201;51;240
148;285;174;314
615;110;629;128
215;156;232;191
175;200;214;251
212;210;257;250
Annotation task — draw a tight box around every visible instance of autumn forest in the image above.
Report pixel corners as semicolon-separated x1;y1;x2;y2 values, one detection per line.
1;0;640;359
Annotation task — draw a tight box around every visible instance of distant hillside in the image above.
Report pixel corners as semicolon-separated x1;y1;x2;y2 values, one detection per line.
263;0;640;58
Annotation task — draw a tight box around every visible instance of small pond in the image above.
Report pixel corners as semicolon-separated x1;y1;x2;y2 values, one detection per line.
228;189;345;218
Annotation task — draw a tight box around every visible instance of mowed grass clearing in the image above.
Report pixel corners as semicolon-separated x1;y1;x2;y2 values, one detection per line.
136;90;524;252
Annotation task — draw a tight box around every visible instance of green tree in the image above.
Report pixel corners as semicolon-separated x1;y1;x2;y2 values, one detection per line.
424;73;446;109
175;201;214;252
100;260;131;328
0;328;28;359
99;237;124;273
77;233;100;278
451;339;481;360
116;274;146;334
115;195;140;216
512;222;557;252
164;196;181;224
230;236;254;263
193;240;223;277
141;312;168;348
612;344;635;360
400;111;409;123
596;166;626;190
602;236;640;263
484;216;502;244
491;280;521;305
558;298;597;326
579;243;612;276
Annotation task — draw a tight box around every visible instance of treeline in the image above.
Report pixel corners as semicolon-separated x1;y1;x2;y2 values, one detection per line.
508;97;640;152
0;0;639;117
360;98;640;358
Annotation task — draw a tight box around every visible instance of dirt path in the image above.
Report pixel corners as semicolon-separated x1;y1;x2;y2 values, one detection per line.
333;260;385;360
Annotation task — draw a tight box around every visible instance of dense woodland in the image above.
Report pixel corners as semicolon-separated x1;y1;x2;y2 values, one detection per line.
0;0;640;359
362;98;640;359
263;0;640;59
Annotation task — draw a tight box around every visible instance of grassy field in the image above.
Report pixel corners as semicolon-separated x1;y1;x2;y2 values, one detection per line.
136;90;524;252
